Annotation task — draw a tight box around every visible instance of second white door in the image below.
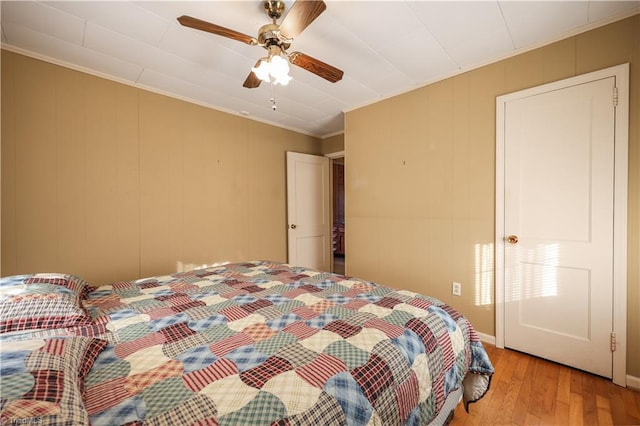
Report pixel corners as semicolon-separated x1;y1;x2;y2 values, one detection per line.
286;152;331;271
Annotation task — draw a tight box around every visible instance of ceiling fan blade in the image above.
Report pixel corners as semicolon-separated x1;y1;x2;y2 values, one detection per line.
243;61;263;88
289;52;343;83
177;15;257;46
278;0;326;40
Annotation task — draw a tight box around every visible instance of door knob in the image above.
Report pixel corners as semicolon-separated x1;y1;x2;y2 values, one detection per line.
290;224;297;229
506;235;519;244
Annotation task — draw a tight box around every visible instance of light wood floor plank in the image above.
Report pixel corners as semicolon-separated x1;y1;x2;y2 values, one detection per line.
596;394;614;426
557;368;571;405
569;392;584;425
582;374;599;424
554;400;570;425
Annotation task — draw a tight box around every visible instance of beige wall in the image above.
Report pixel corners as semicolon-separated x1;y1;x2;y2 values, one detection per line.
1;51;321;285
345;15;640;377
321;133;345;155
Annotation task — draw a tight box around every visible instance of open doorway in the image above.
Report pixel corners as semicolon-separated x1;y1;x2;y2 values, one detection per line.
331;157;345;275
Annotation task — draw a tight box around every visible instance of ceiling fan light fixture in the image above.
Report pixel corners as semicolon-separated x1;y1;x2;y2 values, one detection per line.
270;55;292;85
251;51;292;86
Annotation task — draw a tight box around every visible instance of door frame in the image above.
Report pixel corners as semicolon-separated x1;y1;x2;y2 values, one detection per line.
495;63;629;386
325;150;345;274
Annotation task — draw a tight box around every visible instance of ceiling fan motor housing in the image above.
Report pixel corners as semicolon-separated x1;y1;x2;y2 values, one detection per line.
258;24;291;50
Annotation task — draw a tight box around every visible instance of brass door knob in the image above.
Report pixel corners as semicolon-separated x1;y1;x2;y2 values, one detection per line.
290;224;297;229
506;235;519;244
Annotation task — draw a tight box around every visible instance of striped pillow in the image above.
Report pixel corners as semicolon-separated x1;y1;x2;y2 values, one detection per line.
0;336;107;425
0;274;92;333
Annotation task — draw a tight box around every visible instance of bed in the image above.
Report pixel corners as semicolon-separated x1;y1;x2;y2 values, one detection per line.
1;261;493;425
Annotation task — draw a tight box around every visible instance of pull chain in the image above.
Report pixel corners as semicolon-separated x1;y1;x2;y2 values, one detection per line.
270;83;277;111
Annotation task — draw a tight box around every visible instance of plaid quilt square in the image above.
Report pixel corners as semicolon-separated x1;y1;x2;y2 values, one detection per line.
160;322;196;343
182;358;237;392
22;369;64;402
323;320;361;339
240;356;293;389
351;354;394;405
209;333;253;357
85;376;131;415
241;299;273;313
296;354;347;388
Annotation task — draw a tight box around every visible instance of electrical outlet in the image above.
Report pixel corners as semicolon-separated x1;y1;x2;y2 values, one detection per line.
452;281;462;296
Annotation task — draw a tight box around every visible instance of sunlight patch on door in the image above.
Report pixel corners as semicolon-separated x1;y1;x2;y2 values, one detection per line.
506;243;560;303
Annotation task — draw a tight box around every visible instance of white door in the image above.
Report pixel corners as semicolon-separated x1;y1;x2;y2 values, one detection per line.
286;152;331;271
502;77;616;378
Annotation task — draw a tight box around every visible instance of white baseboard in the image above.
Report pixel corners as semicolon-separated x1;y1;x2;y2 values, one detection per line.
477;332;496;346
627;375;640;391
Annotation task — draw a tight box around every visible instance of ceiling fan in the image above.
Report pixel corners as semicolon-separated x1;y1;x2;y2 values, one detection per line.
178;0;344;89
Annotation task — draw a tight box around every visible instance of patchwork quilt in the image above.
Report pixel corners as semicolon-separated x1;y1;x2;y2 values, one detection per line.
3;262;493;425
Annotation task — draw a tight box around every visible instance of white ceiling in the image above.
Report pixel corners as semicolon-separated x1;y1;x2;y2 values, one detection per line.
1;1;638;138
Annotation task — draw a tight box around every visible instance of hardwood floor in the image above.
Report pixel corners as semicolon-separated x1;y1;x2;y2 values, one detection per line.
450;344;640;425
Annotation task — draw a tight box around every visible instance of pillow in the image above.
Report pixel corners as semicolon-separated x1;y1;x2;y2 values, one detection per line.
0;336;107;425
0;274;92;333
